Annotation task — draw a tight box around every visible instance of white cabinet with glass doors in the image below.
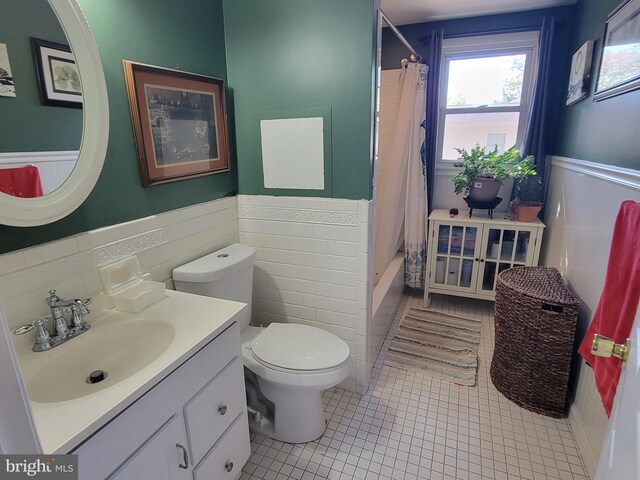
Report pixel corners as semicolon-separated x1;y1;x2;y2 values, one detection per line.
425;209;545;304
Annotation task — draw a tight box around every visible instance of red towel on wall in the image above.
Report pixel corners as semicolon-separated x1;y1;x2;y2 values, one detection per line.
578;200;640;417
0;165;44;198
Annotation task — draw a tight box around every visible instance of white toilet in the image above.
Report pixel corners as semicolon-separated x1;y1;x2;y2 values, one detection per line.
173;243;352;443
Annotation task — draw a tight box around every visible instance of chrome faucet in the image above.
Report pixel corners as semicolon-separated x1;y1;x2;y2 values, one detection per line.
14;289;92;352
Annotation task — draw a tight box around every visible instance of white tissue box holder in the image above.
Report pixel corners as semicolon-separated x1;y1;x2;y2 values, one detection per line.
99;256;165;313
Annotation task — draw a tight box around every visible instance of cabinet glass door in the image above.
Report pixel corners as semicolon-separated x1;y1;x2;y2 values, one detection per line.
432;223;480;291
478;227;536;292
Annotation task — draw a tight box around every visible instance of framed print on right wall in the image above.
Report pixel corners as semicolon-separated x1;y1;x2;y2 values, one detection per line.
594;0;640;101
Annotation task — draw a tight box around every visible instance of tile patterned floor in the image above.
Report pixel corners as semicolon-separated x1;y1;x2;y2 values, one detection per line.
241;293;589;480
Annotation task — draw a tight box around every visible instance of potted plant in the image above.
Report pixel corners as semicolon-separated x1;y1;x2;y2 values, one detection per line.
512;175;543;222
451;145;536;202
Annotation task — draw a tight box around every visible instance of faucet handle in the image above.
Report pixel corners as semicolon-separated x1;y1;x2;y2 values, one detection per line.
68;300;91;329
14;317;52;351
77;298;92;315
14;316;50;335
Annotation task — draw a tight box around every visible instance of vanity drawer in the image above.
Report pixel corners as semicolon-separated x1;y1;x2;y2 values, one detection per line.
184;356;246;466
193;413;251;480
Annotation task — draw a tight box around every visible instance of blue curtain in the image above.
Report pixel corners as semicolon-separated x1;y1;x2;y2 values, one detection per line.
424;29;443;213
521;17;556;184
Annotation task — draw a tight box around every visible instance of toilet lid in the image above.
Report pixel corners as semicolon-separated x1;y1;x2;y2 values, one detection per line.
250;323;350;371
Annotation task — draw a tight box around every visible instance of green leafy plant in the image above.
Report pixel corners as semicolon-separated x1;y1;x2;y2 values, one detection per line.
451;145;536;195
513;175;543;205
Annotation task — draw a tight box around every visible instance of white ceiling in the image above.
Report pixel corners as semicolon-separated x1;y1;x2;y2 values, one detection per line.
381;0;577;26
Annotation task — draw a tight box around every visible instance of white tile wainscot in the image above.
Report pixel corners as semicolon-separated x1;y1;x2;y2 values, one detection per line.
238;195;373;394
542;156;640;478
0;197;239;353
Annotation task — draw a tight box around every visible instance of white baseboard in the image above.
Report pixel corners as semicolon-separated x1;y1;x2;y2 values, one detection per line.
568;400;598;479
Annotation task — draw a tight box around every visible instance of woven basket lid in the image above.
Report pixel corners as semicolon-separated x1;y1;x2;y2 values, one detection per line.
497;266;579;306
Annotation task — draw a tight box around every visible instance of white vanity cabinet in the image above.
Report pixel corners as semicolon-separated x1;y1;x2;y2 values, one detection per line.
425;210;545;303
73;322;250;480
108;415;191;480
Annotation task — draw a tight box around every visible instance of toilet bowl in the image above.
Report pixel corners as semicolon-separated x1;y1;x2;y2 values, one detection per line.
173;243;352;443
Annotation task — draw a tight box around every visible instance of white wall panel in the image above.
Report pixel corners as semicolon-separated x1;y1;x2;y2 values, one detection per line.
542;156;640;478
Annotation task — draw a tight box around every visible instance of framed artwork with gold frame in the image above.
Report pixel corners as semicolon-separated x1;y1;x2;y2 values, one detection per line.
123;61;230;187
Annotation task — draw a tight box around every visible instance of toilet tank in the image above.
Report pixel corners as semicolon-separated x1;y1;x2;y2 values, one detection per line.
173;244;256;330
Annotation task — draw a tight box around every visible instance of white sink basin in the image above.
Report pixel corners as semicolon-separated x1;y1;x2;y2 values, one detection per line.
16;289;247;454
26;318;175;403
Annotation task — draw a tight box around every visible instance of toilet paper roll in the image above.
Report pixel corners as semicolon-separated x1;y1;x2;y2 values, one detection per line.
489;242;499;258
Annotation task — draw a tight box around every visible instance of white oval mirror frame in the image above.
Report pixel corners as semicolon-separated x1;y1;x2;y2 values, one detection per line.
0;0;108;226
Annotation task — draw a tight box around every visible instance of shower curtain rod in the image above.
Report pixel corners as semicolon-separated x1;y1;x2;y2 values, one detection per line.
380;10;422;61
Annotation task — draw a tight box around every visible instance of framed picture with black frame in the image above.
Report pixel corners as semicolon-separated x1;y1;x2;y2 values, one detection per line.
123;61;230;187
594;0;640;101
32;38;82;108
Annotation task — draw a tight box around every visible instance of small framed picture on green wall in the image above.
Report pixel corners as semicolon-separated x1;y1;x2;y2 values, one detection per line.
566;40;593;106
32;38;82;108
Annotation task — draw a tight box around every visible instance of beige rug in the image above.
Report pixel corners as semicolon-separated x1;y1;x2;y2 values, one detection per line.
384;307;481;386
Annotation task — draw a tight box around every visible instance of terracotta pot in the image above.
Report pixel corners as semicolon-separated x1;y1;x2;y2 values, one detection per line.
516;204;542;222
469;178;501;202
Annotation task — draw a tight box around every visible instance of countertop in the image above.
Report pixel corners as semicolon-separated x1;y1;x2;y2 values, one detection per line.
16;289;246;454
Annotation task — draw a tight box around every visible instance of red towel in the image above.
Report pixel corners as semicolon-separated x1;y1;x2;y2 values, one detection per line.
0;165;44;198
578;200;640;417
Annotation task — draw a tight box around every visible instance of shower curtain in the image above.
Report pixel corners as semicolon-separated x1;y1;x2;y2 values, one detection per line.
374;62;428;289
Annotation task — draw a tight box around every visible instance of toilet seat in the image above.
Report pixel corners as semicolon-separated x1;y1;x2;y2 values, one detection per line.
241;326;352;390
250;323;350;371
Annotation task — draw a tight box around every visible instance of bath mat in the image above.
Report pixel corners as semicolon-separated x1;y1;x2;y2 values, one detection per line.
384;307;481;386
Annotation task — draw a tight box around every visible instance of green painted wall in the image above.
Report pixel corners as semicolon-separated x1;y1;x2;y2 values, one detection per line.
555;0;640;170
0;0;235;254
223;0;376;200
0;0;82;151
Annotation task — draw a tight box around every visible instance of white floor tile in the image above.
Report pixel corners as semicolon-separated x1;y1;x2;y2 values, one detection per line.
243;292;589;479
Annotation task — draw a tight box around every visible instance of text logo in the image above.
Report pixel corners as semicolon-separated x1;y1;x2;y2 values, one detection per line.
0;455;77;480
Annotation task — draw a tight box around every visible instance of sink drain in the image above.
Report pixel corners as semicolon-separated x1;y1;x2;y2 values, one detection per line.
87;370;107;384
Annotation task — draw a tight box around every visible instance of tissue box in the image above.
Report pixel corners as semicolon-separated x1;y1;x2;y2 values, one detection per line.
111;280;165;313
100;256;165;313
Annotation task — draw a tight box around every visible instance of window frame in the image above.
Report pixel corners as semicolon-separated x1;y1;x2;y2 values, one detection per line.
436;31;540;173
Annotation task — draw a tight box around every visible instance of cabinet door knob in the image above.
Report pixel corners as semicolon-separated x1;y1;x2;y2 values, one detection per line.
218;405;228;415
225;461;234;472
176;443;189;469
474;258;479;262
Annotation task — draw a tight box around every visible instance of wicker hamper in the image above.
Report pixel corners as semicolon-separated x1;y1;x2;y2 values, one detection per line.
490;266;579;417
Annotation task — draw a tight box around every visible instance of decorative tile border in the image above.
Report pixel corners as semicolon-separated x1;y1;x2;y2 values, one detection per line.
92;229;165;266
238;206;358;226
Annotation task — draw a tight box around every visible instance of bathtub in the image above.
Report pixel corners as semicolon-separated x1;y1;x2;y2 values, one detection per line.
370;253;405;366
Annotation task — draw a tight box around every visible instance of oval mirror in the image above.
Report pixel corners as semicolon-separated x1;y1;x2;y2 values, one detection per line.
0;0;108;226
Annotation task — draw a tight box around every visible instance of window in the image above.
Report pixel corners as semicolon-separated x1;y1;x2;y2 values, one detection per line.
437;32;539;169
